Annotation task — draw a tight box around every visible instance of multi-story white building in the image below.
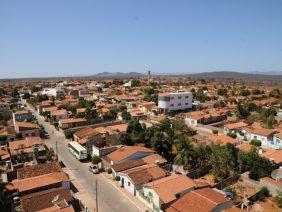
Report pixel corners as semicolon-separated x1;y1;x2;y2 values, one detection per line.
42;88;65;97
158;91;192;112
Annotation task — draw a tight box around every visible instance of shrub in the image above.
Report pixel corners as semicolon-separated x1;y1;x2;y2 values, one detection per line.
212;129;218;134
250;139;261;147
53;122;59;128
64;130;75;139
227;133;237;139
115;176;121;181
276;191;282;208
107;168;112;174
92;156;101;165
239;131;244;136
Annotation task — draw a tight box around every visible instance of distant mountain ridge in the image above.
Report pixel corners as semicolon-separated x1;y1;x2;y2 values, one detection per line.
178;71;282;82
91;71;145;78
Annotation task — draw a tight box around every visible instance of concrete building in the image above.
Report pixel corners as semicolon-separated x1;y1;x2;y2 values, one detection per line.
42;88;65;97
158;92;192;112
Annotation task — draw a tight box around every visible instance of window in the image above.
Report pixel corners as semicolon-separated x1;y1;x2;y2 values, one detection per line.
170;97;174;100
185;96;189;99
185;102;189;105
178;103;181;106
178;96;182;99
128;181;131;187
170;104;174;107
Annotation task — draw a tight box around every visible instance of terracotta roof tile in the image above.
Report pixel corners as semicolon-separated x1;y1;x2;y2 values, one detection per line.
167;188;230;212
107;146;154;163
145;174;196;204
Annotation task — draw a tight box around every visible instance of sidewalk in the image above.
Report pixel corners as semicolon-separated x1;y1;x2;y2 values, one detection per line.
101;172;151;212
63;167;97;212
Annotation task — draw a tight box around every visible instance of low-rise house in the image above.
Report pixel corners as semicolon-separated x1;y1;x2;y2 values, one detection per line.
18;186;75;212
270;132;282;150
102;146;154;169
36;101;53;113
13;110;33;124
185;109;228;126
242;124;276;146
14;121;40;138
10;171;70;195
17;161;62;179
92;145;119;157
223;121;249;134
138;101;156;113
8;137;46;163
139;174;197;211
50;109;72;121
58;118;87;130
105;123;128;144
119;165;167;196
166;188;233;212
0;126;17;144
209;134;239;146
261;149;282;166
130;109;147;119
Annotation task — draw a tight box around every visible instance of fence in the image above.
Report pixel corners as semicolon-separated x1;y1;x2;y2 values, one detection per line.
186;165;212;179
213;175;240;190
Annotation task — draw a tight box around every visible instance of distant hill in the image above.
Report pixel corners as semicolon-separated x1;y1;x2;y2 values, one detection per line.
178;71;282;82
91;72;145;78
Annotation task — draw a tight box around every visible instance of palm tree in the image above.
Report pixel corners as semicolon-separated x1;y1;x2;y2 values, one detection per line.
174;135;194;170
45;148;55;161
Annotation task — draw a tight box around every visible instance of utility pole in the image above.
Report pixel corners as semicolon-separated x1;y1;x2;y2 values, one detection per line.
95;178;98;212
55;140;58;160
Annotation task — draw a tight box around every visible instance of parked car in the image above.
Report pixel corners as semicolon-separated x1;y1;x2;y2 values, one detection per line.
89;165;99;174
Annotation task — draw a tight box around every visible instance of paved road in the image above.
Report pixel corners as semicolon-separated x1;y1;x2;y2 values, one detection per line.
30;107;139;212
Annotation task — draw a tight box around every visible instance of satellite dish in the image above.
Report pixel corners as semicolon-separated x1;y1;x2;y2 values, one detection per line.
52;195;59;203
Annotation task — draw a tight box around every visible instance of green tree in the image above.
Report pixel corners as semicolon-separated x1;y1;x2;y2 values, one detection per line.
33;147;39;162
121;110;131;121
64;130;75;139
217;88;228;96
174;135;194;170
46;148;55;161
235;104;250;119
151;130;172;159
92;155;102;165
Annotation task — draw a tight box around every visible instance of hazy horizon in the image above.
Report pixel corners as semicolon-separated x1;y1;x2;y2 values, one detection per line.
1;0;282;78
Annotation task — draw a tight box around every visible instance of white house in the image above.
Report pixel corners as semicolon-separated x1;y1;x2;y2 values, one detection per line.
269;133;282;150
118;165;167;196
138;174;197;211
158;92;192;112
242;124;276;146
42;88;65;97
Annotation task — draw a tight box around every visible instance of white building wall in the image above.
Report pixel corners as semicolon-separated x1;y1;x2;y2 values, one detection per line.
119;175;136;195
158;92;192;112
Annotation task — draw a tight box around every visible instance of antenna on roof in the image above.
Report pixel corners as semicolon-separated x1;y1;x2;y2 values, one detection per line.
147;70;151;85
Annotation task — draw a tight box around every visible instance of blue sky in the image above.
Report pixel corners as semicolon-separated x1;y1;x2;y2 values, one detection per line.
1;0;282;78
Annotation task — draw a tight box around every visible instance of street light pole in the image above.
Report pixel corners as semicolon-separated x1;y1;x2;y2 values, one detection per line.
95;178;98;212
